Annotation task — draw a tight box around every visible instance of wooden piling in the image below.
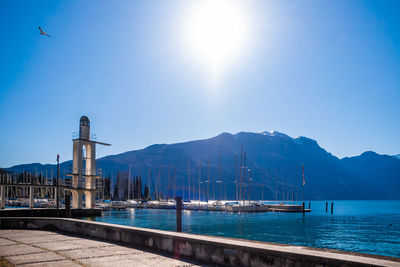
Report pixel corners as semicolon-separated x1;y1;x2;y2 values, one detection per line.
331;202;334;214
302;202;305;214
176;196;182;232
308;202;311;209
326;201;328;212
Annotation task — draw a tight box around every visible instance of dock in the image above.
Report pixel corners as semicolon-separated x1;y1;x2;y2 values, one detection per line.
106;201;310;213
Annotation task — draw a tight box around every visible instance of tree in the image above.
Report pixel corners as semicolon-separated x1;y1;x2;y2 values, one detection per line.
133;176;138;200
104;175;111;199
144;184;150;201
113;172;120;200
138;176;143;200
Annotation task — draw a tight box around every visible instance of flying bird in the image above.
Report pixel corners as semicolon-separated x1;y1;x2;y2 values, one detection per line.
38;26;50;37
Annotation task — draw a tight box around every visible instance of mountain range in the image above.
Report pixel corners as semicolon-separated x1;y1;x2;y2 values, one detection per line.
5;131;400;200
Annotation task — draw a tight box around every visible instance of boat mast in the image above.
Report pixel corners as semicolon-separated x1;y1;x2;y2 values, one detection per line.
219;156;222;200
173;166;176;200
239;146;243;203
167;166;170;200
207;158;210;201
128;165;131;200
235;155;238;201
157;166;161;200
243;151;246;204
198;164;201;203
282;169;285;204
188;160;190;201
262;184;264;201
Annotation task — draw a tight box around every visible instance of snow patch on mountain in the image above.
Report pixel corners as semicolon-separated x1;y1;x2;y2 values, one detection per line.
261;131;292;139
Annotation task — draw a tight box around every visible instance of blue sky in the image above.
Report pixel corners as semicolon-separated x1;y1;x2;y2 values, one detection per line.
0;0;399;167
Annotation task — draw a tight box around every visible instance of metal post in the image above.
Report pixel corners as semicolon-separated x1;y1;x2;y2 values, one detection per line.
0;185;5;209
176;196;182;232
56;154;60;210
29;186;34;208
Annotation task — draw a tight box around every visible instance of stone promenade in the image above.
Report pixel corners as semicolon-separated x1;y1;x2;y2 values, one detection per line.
0;229;204;267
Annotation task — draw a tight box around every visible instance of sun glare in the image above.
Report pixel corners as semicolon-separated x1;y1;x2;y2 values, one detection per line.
183;0;249;76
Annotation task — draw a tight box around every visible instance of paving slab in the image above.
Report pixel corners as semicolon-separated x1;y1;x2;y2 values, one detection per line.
97;244;144;255
78;253;199;267
70;238;114;248
0;230;58;238
61;245;140;259
0;244;45;257
18;259;82;267
0;238;18;246
0;230;205;267
33;240;93;251
5;234;80;244
5;251;65;265
62;246;119;259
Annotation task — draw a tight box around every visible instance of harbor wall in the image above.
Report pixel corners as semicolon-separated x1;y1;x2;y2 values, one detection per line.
0;208;101;218
0;217;397;267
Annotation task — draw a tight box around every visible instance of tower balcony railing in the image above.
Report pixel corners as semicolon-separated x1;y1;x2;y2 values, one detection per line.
81;168;103;177
65;176;103;190
68;168;103;177
72;132;97;141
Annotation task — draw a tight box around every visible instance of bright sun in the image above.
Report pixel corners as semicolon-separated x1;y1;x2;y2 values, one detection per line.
183;0;249;75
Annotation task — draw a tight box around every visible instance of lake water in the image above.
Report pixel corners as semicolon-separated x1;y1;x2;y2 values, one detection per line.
84;200;400;258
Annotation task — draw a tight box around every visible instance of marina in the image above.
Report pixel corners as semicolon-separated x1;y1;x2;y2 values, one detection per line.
0;117;398;264
87;200;400;258
1;117;310;214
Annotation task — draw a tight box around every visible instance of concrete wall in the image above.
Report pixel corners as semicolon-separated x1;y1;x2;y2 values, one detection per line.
0;208;101;218
0;217;397;267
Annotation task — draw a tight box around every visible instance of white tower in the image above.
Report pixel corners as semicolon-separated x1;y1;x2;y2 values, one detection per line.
67;116;110;209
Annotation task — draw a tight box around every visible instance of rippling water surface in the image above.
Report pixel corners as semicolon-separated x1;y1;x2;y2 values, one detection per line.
84;200;400;257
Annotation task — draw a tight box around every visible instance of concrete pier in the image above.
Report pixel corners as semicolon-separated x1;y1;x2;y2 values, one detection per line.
1;217;399;267
0;229;202;267
0;208;101;218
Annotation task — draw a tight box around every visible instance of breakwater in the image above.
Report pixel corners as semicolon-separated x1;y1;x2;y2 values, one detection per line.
1;217;398;267
90;200;400;258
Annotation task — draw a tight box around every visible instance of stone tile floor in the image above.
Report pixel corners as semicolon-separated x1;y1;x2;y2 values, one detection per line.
0;230;205;267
